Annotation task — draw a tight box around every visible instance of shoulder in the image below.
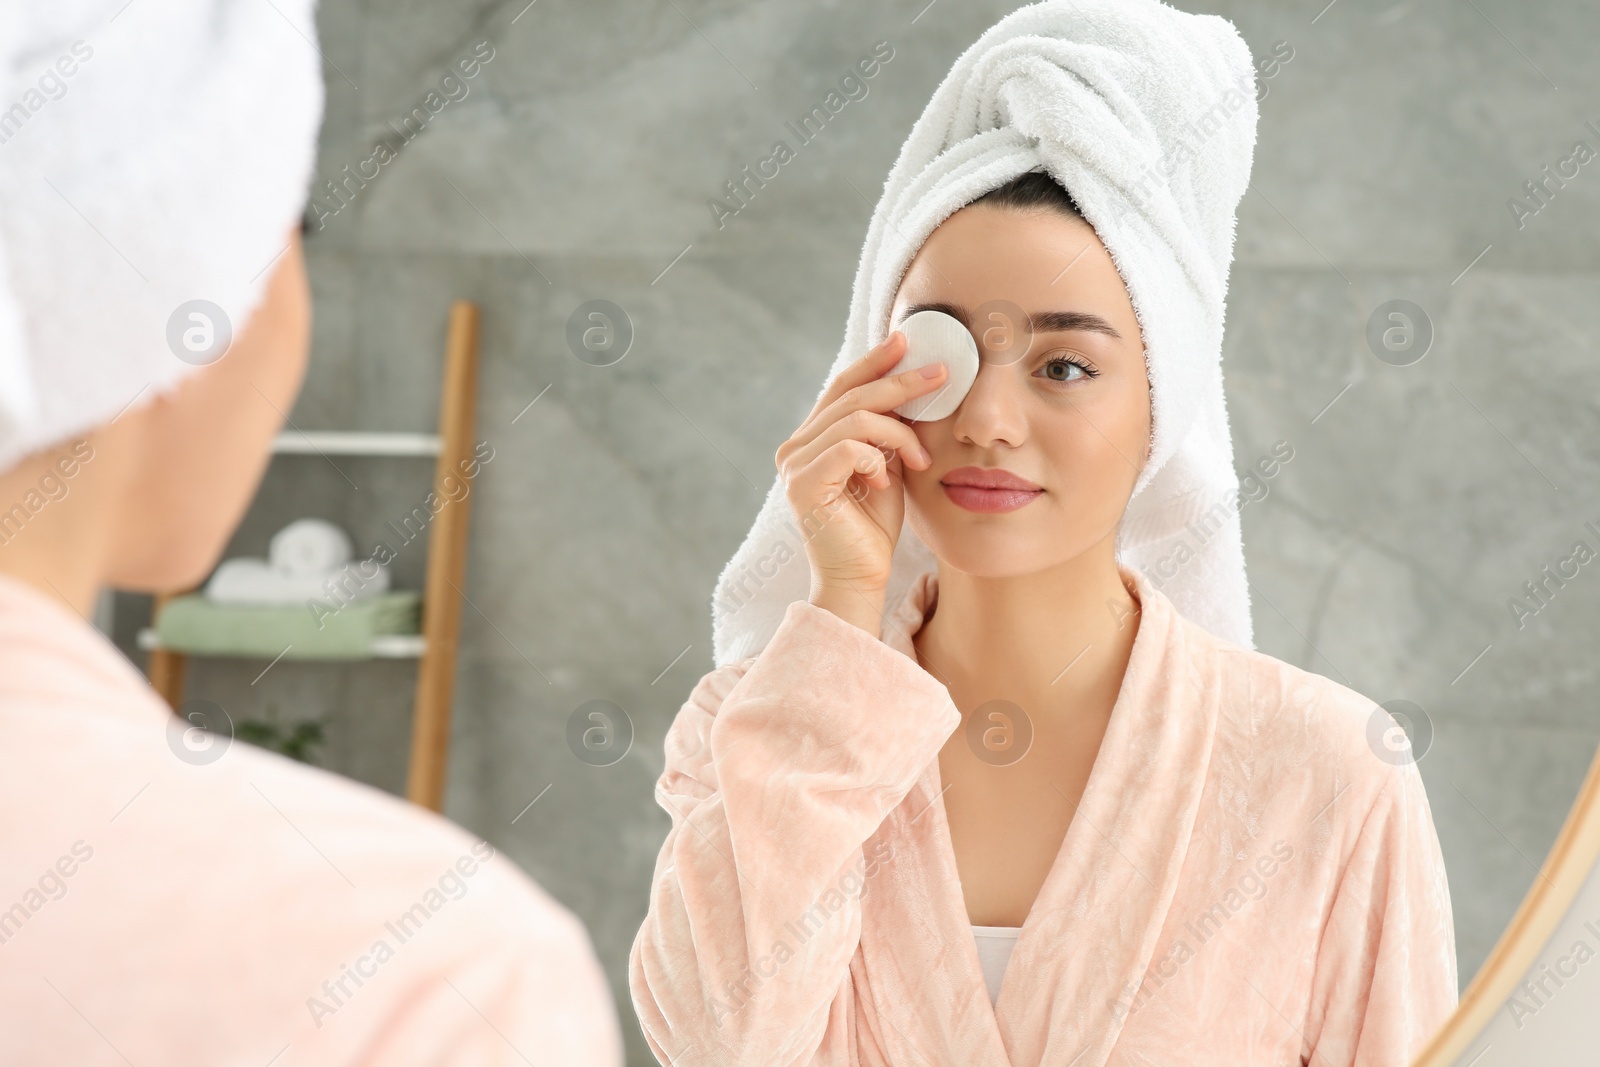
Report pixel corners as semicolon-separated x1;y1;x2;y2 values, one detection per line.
228;742;597;949
1175;620;1448;904
1183;615;1416;808
0;698;618;1057
9;698;595;957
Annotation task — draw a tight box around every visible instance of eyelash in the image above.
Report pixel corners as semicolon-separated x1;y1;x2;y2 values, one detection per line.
1036;354;1100;384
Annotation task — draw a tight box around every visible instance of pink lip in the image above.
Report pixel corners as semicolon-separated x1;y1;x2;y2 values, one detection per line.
940;466;1044;514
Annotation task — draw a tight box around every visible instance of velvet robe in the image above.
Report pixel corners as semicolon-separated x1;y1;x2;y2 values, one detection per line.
630;564;1457;1066
0;574;622;1066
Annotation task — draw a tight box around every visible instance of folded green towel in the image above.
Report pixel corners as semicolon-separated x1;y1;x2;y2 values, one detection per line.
154;591;422;660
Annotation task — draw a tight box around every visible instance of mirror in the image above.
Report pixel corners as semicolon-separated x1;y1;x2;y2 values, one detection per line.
1416;741;1600;1065
76;1;1594;1064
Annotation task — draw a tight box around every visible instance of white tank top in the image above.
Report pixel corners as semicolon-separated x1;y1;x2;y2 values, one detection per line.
971;925;1022;1005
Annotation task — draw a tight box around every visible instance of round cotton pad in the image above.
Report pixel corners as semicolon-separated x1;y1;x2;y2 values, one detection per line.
890;310;980;421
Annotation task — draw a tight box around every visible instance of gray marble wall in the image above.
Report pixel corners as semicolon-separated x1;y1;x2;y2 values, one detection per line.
117;1;1600;1062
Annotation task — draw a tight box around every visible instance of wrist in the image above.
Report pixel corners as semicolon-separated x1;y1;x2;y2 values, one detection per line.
807;582;885;640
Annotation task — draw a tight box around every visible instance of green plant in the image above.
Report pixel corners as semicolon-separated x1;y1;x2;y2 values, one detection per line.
236;716;327;764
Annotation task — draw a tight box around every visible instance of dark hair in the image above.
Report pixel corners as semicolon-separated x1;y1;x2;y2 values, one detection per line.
969;169;1083;220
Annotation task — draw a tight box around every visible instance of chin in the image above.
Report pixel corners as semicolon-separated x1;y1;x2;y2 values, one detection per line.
906;485;1121;580
905;500;1050;579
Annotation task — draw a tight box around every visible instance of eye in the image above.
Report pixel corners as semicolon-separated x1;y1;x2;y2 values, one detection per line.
1035;353;1099;384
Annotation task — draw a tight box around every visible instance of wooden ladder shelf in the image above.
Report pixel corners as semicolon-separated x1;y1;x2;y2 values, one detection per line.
142;300;481;813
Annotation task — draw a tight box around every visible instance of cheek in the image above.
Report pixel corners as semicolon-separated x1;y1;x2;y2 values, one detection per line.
1034;386;1149;521
1087;376;1150;471
1040;416;1111;490
1046;388;1144;465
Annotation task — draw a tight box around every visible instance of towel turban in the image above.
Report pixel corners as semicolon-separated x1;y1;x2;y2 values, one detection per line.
712;0;1261;666
0;0;324;474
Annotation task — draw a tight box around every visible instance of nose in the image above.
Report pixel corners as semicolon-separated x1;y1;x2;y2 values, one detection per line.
949;358;1028;449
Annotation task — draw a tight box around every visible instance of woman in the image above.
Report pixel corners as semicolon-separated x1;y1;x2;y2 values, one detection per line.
630;2;1456;1065
0;3;621;1063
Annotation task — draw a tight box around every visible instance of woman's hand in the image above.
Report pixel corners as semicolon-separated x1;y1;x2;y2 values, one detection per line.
774;331;948;635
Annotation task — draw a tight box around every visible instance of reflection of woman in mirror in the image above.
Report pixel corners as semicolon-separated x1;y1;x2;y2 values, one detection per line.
631;1;1456;1063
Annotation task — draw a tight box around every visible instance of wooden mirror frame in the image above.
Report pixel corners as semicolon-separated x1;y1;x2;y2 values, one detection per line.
1412;738;1600;1064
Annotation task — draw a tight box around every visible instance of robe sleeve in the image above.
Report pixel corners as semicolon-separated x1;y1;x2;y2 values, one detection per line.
1302;760;1459;1067
628;598;960;1067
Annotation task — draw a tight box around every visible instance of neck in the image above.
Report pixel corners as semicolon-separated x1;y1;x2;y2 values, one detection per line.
0;433;123;621
913;535;1140;713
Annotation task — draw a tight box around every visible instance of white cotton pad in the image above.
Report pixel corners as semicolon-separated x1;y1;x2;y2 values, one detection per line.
890;310;980;422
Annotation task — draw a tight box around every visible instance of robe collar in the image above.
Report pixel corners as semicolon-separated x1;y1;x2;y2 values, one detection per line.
0;571;169;722
865;562;1222;1067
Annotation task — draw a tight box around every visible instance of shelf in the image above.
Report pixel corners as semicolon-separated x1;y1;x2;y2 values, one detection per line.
137;628;426;660
146;300;481;813
271;431;441;457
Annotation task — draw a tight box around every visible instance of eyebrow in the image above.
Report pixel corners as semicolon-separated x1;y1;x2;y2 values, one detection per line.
898;301;1123;341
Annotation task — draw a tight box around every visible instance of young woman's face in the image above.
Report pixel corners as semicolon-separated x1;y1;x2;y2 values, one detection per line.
893;202;1151;579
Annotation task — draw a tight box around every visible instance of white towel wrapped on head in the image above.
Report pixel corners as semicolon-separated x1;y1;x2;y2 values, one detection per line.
711;0;1260;667
0;1;323;473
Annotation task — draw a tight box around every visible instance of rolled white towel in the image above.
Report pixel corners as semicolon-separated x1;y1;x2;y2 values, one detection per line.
316;556;392;605
205;517;389;606
205;556;391;606
268;518;352;577
0;1;323;473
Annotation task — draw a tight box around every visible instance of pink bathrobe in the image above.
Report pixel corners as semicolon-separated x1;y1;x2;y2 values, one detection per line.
630;564;1458;1066
0;574;623;1066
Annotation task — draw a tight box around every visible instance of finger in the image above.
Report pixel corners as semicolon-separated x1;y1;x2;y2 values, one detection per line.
782;345;921;471
780;409;928;484
794;408;929;473
800;330;909;428
786;439;895;513
799;357;948;446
